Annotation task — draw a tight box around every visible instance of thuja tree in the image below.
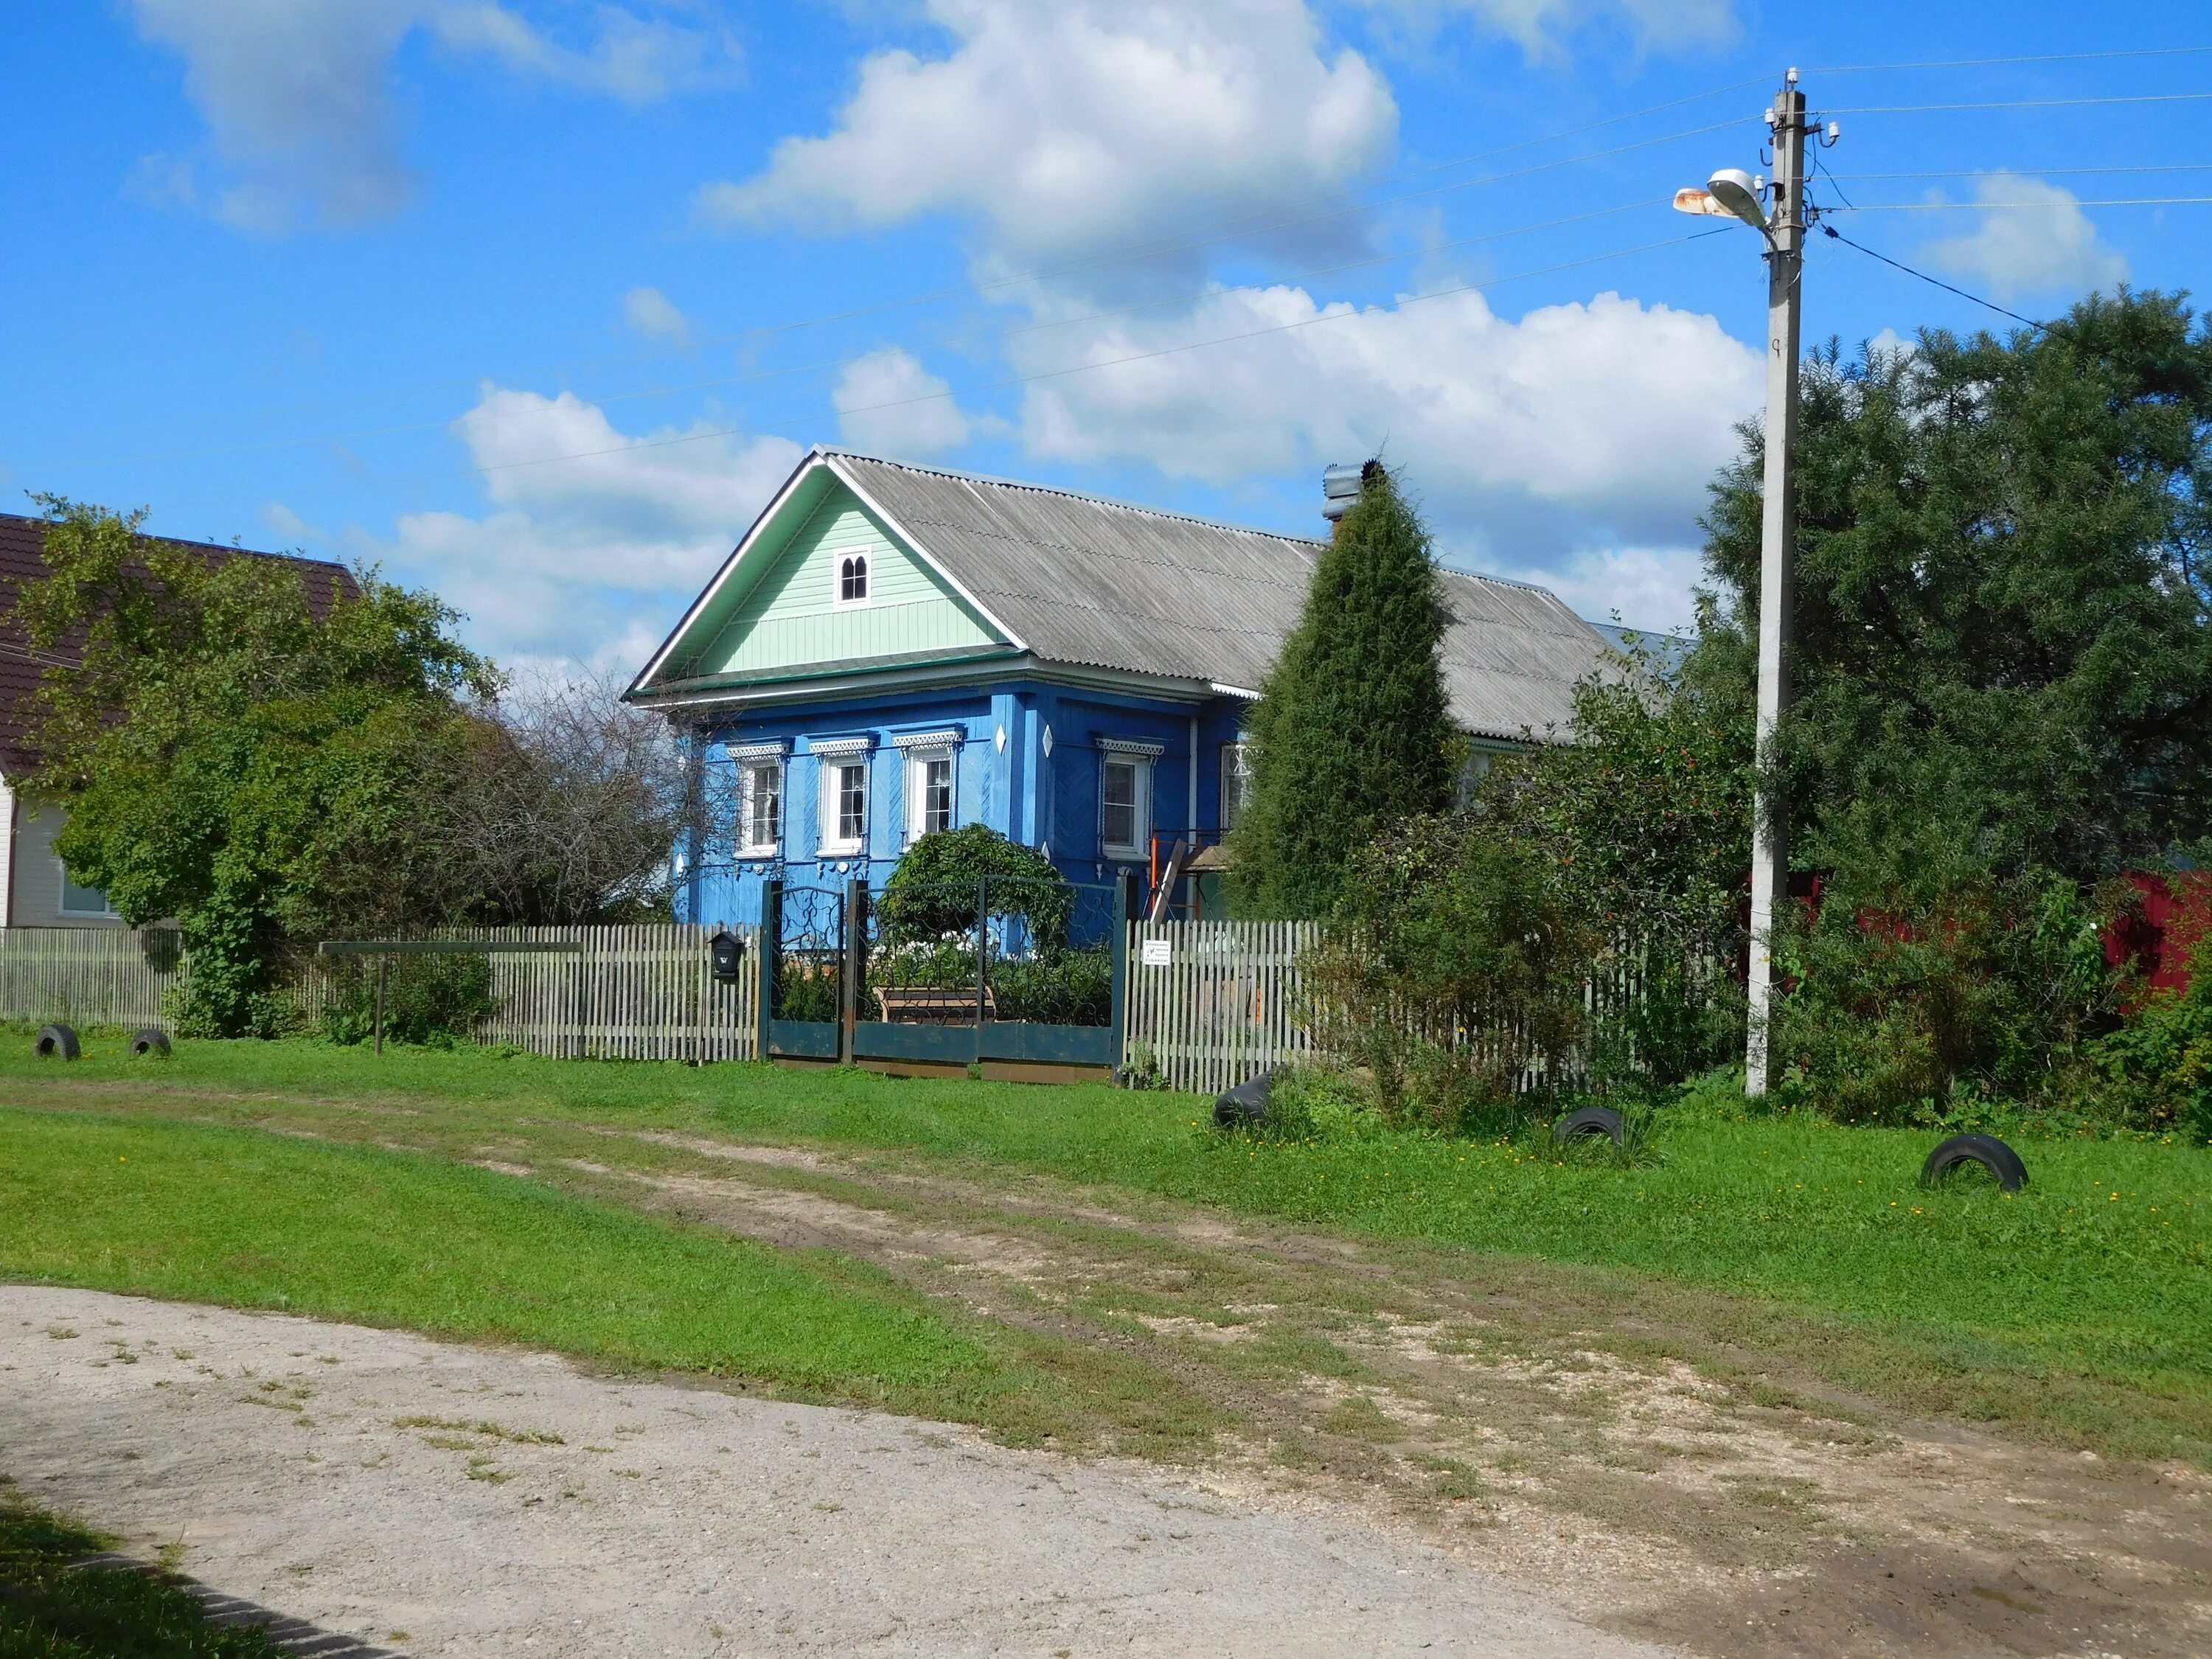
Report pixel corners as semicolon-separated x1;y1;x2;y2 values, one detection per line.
1232;463;1460;918
1697;291;2212;1119
15;499;495;1036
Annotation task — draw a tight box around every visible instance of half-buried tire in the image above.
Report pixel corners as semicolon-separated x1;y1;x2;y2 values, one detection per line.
35;1023;81;1061
131;1027;172;1058
1552;1105;1626;1147
1214;1068;1276;1129
1920;1133;2028;1193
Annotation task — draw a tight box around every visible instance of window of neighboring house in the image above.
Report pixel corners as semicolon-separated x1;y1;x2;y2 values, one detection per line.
58;860;117;917
835;552;870;607
819;757;869;853
1219;742;1253;832
738;759;784;856
905;748;955;842
1101;756;1150;860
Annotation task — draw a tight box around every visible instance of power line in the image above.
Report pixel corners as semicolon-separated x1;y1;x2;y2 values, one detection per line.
1831;195;2212;209
1823;91;2212;114
373;229;1730;490
1818;223;2040;329
1823;162;2212;180
1811;44;2212;72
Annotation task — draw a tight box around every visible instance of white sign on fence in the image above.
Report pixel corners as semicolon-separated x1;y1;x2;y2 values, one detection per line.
1140;939;1173;967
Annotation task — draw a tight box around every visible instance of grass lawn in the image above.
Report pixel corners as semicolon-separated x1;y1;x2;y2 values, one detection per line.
6;1031;2211;1459
0;1482;282;1657
0;1106;982;1397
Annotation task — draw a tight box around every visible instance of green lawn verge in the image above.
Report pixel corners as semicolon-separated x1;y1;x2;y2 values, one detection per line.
0;1105;980;1397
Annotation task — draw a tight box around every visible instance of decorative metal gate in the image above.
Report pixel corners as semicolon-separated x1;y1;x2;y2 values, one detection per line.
759;880;845;1060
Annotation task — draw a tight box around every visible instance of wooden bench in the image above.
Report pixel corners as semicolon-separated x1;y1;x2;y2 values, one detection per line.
874;985;995;1023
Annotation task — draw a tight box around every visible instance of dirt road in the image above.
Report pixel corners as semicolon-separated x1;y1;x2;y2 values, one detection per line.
1;1284;1669;1658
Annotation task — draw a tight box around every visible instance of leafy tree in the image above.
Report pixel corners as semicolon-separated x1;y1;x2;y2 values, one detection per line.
1315;657;1753;1127
1695;291;2212;1116
1233;462;1459;917
15;498;493;1035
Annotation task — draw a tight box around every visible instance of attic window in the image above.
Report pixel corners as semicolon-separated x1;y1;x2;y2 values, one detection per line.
835;552;869;607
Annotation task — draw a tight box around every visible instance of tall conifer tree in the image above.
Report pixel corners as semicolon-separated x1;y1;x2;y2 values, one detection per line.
1233;463;1458;917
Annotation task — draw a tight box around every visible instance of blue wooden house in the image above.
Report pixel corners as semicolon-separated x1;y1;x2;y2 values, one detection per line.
625;448;1611;928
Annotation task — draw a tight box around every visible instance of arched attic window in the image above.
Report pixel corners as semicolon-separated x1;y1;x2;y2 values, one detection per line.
836;552;869;606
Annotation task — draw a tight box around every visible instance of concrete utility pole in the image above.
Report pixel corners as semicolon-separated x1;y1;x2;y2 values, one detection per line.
1745;73;1809;1098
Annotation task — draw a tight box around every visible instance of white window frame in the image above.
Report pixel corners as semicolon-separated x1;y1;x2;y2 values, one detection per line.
1097;738;1162;862
832;550;871;609
898;737;959;844
1219;740;1253;832
812;737;874;856
737;760;785;857
730;740;788;859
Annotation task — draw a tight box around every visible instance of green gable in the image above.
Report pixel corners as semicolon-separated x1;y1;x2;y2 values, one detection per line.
669;471;1004;684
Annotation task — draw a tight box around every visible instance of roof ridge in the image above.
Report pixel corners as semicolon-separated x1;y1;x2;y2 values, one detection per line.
817;449;1580;611
817;446;1330;550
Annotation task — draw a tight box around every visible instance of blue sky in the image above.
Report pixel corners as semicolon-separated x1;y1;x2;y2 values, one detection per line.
4;2;2208;675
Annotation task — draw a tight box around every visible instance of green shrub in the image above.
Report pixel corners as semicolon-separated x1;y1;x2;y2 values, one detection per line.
879;827;1071;945
321;953;496;1048
1771;865;2127;1124
990;947;1111;1025
2076;933;2212;1141
1225;1062;1384;1143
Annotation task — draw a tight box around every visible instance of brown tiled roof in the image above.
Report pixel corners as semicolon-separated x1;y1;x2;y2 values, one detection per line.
0;512;358;776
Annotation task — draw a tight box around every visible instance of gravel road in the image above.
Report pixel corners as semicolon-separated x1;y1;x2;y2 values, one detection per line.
1;1285;1672;1658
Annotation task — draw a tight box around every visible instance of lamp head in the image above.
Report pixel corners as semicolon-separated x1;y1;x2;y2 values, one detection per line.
1705;167;1769;231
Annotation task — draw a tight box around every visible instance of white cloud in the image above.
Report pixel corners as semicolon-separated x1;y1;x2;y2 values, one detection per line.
1355;0;1739;55
1492;543;1705;636
127;1;738;231
622;285;693;347
832;348;971;458
699;0;1396;276
369;386;801;662
1923;174;2129;302
262;502;327;544
1014;282;1761;562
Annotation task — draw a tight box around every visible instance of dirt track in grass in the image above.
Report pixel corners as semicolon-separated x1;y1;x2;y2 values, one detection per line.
568;1129;2212;1659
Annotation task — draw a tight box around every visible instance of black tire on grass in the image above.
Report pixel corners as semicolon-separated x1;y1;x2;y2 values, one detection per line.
131;1027;172;1058
35;1023;81;1061
1214;1068;1276;1129
1552;1105;1625;1147
1920;1133;2028;1193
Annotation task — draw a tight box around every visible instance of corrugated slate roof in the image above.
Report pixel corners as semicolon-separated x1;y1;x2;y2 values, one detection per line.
0;512;358;774
832;452;1604;740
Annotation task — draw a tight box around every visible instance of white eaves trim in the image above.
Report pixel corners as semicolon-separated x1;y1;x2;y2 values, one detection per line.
627;445;1029;699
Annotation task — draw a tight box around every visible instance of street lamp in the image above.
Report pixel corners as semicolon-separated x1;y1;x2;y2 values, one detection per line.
1674;71;1821;1099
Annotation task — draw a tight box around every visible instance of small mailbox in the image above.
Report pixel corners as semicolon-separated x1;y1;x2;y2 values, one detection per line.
709;929;746;984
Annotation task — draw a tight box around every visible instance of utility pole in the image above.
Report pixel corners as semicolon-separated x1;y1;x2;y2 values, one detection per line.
1745;72;1808;1097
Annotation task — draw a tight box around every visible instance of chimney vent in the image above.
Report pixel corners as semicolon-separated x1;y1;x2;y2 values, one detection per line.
1321;459;1372;522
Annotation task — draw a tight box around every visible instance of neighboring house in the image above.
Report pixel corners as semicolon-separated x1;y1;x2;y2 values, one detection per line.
626;448;1613;928
0;512;356;928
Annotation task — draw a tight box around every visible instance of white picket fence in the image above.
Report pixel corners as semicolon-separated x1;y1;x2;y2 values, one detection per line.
0;927;183;1029
305;924;762;1061
1124;919;1318;1094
